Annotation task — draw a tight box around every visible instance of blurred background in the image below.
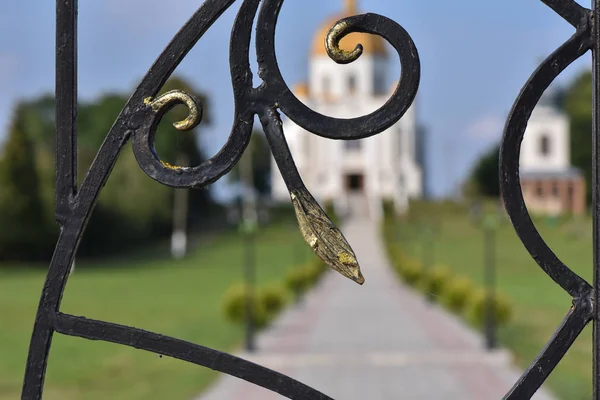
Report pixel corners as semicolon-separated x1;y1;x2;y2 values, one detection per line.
0;0;596;399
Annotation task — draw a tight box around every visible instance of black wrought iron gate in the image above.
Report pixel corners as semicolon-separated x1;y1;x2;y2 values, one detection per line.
17;0;600;399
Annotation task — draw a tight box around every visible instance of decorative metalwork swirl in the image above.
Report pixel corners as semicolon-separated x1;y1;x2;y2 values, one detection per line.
500;1;594;398
22;0;420;398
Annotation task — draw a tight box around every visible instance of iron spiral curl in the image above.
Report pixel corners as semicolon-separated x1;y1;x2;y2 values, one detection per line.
22;0;420;399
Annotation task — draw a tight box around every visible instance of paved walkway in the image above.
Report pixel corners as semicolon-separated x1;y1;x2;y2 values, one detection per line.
199;215;555;400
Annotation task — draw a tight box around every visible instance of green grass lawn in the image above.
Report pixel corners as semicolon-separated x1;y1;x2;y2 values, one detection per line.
0;220;311;400
390;201;593;400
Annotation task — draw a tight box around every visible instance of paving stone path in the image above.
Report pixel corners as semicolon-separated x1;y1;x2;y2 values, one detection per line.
199;214;556;400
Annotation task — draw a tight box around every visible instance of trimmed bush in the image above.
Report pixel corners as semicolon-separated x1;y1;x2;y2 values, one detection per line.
222;284;269;328
252;299;269;328
305;266;319;286
382;230;514;336
285;267;311;296
468;288;513;327
402;261;424;286
311;258;328;274
222;284;247;322
305;259;327;284
442;276;474;313
323;200;339;225
387;244;403;264
420;265;452;298
390;252;408;274
259;283;288;316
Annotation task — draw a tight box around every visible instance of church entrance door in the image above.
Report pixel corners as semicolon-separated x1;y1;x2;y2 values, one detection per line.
346;174;364;192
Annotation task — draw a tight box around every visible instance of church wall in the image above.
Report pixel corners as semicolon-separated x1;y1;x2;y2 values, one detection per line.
310;56;377;99
520;108;570;172
400;107;416;157
376;125;397;198
314;135;334;199
401;159;423;199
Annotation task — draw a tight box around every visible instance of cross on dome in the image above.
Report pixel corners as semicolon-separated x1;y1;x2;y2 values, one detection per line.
311;0;387;57
345;0;358;13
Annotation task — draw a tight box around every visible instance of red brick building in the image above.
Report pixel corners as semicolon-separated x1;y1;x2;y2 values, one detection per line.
520;170;586;216
518;91;587;216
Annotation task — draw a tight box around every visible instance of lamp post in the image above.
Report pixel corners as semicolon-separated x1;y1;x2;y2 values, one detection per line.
171;153;190;259
293;217;306;267
469;201;482;224
241;215;257;352
239;147;257;353
483;213;499;350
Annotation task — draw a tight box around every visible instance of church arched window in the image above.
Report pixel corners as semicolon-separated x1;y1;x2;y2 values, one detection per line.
397;129;402;155
302;131;310;156
345;140;361;151
374;73;384;94
322;76;331;96
540;134;551;157
348;75;357;93
552;182;559;197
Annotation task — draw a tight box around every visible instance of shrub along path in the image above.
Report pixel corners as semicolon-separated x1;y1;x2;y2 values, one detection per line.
199;215;554;400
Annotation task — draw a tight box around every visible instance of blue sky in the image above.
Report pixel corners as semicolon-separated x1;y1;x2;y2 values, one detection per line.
0;0;591;199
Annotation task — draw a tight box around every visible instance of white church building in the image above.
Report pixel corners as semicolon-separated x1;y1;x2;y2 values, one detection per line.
270;0;425;220
519;90;586;215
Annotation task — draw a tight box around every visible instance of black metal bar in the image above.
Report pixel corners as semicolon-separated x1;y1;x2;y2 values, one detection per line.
55;0;77;224
504;300;591;399
499;2;595;397
255;0;420;139
500;23;592;298
484;225;496;350
54;313;332;399
21;2;79;398
592;1;600;397
541;0;588;28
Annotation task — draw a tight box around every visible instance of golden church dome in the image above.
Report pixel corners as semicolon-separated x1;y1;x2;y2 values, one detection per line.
311;0;387;58
293;82;309;97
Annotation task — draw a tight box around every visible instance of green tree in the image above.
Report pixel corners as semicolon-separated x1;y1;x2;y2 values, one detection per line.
15;95;57;228
564;70;592;203
0;76;214;260
0;105;53;260
468;144;500;198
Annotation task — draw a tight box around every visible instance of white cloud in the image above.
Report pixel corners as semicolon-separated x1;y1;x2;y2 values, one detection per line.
465;115;505;140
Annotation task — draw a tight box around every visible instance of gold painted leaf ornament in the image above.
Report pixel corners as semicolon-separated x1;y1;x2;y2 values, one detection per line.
290;188;365;285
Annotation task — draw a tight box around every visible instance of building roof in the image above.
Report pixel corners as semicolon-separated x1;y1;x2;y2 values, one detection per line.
520;167;583;180
311;1;388;58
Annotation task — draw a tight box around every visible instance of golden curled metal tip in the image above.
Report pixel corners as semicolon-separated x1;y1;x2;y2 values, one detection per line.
325;20;363;64
145;90;201;131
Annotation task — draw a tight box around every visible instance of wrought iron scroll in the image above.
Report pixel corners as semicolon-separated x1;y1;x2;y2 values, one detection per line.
22;0;420;398
500;1;600;398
